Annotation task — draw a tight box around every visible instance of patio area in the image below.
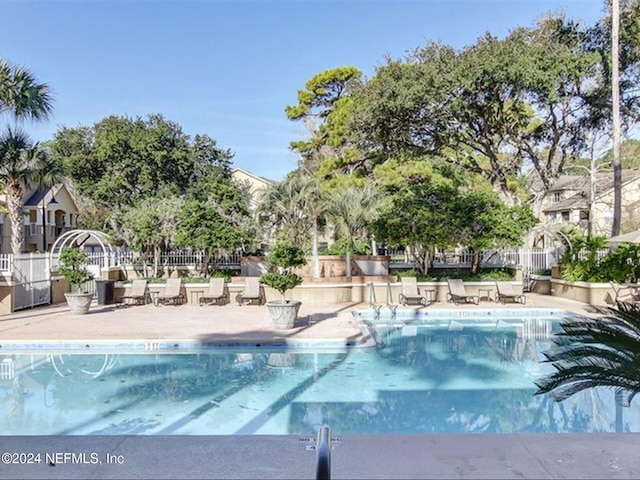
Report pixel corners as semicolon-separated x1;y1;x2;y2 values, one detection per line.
0;293;598;346
1;294;639;480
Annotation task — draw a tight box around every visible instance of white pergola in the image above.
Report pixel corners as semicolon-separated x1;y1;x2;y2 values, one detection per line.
50;229;117;269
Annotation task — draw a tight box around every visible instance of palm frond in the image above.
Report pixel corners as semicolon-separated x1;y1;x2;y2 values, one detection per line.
536;303;640;401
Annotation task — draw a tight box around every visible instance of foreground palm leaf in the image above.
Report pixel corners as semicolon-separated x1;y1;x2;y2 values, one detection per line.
535;302;640;402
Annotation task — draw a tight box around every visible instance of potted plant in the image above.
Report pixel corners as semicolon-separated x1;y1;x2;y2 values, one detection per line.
260;241;306;329
59;246;95;315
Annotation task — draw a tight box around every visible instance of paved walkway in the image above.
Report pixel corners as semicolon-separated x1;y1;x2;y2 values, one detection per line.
1;295;636;480
0;293;599;346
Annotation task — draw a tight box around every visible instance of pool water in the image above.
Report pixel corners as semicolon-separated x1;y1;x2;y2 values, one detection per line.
1;311;639;435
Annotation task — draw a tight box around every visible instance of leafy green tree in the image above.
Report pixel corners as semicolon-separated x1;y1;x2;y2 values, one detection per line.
373;179;458;276
190;133;234;186
373;168;537;274
175;198;254;275
111;195;183;277
451;190;539;273
285;66;368;175
349;16;600;204
52;114;193;212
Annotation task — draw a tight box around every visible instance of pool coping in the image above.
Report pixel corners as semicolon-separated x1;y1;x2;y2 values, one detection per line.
0;306;585;352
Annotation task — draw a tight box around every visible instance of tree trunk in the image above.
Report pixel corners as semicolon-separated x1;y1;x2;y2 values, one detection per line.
611;0;622;238
7;181;24;255
312;223;320;278
470;249;481;274
370;235;378;256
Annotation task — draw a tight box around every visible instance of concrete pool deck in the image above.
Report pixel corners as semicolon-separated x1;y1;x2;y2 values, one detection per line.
1;294;639;479
0;293;602;346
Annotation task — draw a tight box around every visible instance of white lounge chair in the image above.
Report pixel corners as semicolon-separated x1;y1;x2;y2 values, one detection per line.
116;279;148;306
199;277;227;306
446;279;479;305
398;277;428;306
156;278;185;306
237;277;263;305
495;281;526;305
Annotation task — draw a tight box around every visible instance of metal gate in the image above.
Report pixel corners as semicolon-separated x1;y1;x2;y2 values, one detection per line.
13;253;51;311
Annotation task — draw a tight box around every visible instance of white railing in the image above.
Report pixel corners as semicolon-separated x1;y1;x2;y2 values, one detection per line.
382;247;561;272
81;250;243;270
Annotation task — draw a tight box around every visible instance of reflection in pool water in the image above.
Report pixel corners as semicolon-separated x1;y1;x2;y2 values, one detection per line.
1;314;638;435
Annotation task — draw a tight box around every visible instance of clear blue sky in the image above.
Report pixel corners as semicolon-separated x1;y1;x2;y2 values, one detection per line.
2;0;606;181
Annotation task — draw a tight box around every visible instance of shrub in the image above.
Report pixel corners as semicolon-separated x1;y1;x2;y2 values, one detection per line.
320;238;371;255
260;242;306;302
59;247;94;293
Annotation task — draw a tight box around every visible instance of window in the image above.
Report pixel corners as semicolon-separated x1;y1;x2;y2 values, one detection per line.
553;192;561;203
604;210;614;225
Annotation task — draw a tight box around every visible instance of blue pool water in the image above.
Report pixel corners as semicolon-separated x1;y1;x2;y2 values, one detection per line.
1;309;638;435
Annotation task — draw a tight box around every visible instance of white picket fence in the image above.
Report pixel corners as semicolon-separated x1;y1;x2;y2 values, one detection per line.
0;248;562;274
382;247;560;273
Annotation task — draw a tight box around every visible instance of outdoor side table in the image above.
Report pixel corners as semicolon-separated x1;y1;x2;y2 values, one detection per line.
478;288;493;302
424;289;437;303
190;290;205;305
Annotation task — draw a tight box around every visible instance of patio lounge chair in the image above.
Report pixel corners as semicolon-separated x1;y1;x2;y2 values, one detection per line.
495;281;526;305
199;277;227;306
116;279;148;306
156;278;185;306
446;279;479;305
236;277;263;306
398;277;428;306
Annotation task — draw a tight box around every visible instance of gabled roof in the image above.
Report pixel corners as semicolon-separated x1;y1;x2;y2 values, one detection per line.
548;169;640;194
25;187;58;207
543;193;588;213
231;168;276;187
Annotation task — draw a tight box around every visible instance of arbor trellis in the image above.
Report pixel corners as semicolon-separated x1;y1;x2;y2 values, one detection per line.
50;229;116;270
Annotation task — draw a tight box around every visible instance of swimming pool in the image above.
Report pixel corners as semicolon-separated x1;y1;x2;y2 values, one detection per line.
1;309;638;435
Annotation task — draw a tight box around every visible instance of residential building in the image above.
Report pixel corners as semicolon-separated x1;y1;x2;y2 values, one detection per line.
0;184;80;253
231;167;277;212
536;169;640;240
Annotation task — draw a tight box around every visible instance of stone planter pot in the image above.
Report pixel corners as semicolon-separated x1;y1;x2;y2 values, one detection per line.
64;292;94;315
266;300;302;330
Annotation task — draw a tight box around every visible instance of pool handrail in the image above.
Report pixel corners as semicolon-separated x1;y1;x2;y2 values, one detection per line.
315;425;331;480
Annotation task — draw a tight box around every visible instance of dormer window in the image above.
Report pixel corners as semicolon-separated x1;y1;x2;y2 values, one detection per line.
553;192;561;203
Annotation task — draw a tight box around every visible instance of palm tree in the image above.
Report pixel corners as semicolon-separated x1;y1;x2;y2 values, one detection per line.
0;58;53;122
325;183;386;277
0;58;54;254
535;302;640;404
257;171;328;277
0;127;60;254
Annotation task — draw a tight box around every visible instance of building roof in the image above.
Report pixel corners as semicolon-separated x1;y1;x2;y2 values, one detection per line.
548;169;640;194
543;193;588;213
231;168;276;187
543;169;640;214
24;187;58;207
